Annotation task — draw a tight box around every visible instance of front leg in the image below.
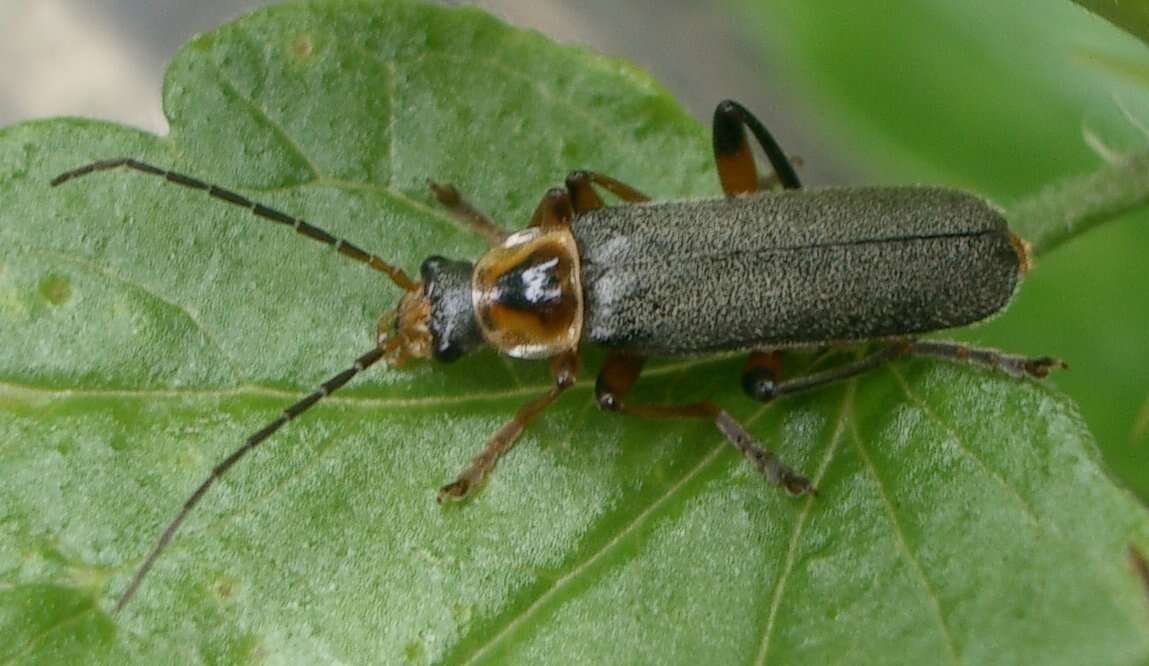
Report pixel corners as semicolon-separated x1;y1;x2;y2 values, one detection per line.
565;169;651;213
427;179;507;246
438;351;579;502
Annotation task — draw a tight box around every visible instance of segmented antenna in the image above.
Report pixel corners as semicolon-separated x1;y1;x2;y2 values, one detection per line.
114;342;396;612
51;158;418;292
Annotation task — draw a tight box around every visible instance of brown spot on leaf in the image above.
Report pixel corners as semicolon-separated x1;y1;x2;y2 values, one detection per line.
214;576;239;600
38;274;71;306
292;33;314;61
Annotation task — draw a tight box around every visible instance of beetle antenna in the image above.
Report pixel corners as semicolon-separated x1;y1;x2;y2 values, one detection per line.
114;341;398;612
51;159;418;292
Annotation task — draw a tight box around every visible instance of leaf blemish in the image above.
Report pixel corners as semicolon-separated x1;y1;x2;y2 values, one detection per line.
38;274;72;306
292;33;314;61
403;640;425;662
213;576;238;600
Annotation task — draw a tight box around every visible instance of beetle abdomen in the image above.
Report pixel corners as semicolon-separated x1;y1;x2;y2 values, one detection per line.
574;187;1020;355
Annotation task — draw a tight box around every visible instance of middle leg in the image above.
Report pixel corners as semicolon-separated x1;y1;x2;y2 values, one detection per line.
595;351;814;495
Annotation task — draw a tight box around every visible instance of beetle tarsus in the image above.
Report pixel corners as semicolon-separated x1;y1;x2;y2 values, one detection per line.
426;178;506;245
781;472;816;497
437;479;472;503
714;410;814;496
1023;356;1068;378
906;341;1067;380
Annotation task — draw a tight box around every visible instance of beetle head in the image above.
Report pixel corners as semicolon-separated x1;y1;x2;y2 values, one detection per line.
377;256;486;365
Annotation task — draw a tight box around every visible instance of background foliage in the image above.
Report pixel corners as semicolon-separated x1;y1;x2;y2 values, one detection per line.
736;0;1149;497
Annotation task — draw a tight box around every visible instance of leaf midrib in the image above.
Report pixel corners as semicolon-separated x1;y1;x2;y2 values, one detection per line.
0;354;739;408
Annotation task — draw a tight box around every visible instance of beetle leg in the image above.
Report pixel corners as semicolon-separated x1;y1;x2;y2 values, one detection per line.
594;351;647;410
438;351;579;502
743;340;1065;403
426;179;507;246
435;387;564;502
595;351;814;496
713;99;801;195
760;155;803;191
743;345;907;402
565;170;651;214
527;187;576;229
905;340;1067;379
741;351;785;399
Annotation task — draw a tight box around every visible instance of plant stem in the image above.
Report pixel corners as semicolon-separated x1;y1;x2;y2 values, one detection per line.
1007;150;1149;257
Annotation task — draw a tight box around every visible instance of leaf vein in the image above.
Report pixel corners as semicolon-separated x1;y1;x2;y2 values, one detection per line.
5;244;242;381
891;365;1149;632
209;64;323;181
454;406;773;665
0;354;731;408
888;366;1041;523
0;604;95;666
755;379;857;666
848;406;960;663
312;176;499;243
385;60;398;185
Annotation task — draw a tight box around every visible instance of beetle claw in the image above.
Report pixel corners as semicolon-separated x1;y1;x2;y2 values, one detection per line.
781;471;816;497
1024;356;1067;378
437;480;471;503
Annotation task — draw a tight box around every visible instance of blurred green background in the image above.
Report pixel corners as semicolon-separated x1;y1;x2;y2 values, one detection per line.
3;0;1148;495
734;0;1149;498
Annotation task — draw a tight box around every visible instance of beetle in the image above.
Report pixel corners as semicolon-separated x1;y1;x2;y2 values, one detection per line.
51;99;1063;611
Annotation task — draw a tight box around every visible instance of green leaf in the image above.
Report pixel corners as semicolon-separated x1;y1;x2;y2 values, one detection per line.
733;0;1149;498
2;1;1149;663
